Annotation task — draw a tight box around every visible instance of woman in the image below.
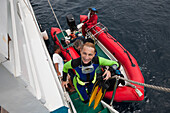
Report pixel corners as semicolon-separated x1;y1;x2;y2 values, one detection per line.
62;42;119;103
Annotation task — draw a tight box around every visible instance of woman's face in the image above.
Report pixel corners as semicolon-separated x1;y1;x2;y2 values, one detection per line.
80;45;96;64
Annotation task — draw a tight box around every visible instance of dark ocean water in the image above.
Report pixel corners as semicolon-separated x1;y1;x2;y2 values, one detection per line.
30;0;170;112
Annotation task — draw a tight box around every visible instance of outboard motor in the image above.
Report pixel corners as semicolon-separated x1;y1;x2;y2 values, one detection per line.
66;14;77;32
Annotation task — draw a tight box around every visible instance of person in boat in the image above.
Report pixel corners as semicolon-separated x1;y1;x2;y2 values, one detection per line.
73;38;96;56
69;30;80;40
62;42;120;103
65;29;85;45
65;34;95;55
53;45;75;92
65;35;95;46
38;22;53;58
82;8;98;37
53;45;65;77
65;35;84;45
73;39;84;55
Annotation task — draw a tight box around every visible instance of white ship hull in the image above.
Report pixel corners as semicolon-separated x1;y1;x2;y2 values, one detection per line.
0;0;70;112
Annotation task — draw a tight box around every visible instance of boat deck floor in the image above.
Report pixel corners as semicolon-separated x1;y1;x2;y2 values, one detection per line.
70;92;110;113
95;44;110;59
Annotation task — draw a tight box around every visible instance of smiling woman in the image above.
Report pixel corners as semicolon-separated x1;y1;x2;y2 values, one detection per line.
62;42;119;103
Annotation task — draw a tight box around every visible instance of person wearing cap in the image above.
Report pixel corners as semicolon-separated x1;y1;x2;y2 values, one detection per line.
82;8;98;37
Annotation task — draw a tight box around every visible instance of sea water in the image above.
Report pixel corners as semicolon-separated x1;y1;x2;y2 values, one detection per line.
30;0;170;112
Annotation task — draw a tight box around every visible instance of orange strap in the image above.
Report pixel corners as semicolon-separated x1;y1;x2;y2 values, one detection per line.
70;33;76;39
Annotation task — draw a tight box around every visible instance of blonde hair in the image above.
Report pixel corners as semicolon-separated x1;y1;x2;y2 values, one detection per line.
82;42;96;52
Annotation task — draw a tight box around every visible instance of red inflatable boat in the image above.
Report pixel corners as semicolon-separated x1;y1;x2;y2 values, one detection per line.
51;15;144;102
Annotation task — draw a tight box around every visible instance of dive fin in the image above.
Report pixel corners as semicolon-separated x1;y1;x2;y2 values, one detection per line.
89;85;98;106
89;71;109;109
94;87;107;109
89;81;99;106
94;88;102;109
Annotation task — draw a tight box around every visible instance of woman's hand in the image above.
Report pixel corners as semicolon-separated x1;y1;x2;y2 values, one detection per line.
102;70;111;80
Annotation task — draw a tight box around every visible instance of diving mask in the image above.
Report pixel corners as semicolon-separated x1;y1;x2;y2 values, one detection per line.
81;64;94;74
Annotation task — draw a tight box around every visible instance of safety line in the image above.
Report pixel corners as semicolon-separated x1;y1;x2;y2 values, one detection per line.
110;75;170;93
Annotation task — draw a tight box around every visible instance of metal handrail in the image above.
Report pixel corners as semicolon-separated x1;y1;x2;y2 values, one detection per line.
86;22;101;32
86;22;108;38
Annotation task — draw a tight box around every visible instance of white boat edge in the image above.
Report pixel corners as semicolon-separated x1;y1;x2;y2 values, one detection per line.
0;0;119;113
0;0;73;112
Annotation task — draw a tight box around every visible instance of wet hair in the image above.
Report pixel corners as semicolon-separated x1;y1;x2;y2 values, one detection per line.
73;39;83;49
82;42;96;52
53;45;60;51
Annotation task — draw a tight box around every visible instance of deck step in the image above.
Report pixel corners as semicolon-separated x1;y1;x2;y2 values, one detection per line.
70;92;106;113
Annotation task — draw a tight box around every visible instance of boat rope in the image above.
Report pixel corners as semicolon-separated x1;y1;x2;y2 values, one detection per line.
106;33;136;67
47;0;66;39
47;0;75;59
110;75;170;93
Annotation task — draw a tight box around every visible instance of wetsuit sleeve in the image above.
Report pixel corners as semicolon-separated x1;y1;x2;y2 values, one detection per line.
62;60;73;81
98;56;119;67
